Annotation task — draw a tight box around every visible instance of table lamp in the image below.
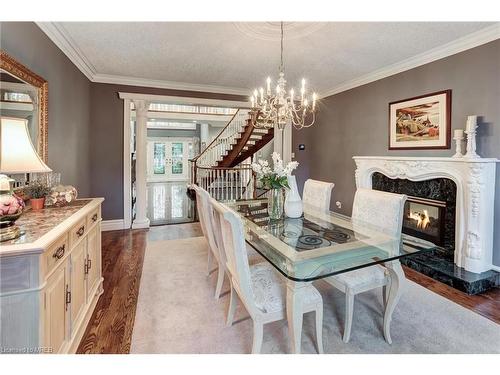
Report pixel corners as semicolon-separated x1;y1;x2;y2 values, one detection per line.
0;116;52;241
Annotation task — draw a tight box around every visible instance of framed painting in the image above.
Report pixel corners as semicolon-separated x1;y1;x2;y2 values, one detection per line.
389;90;451;150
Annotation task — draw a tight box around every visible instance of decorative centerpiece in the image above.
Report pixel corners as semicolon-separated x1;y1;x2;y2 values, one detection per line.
252;152;299;220
24;180;51;210
0;175;26;241
46;185;78;207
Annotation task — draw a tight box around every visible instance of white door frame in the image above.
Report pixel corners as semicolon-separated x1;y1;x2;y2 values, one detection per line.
147;137;193;183
120;92;251;229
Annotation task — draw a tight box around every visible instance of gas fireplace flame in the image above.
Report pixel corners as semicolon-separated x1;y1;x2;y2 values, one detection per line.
409;210;431;230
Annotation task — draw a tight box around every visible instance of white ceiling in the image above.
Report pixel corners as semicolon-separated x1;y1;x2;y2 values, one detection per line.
38;22;499;97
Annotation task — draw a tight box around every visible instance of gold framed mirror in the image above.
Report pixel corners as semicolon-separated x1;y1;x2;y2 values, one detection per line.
1;50;48;162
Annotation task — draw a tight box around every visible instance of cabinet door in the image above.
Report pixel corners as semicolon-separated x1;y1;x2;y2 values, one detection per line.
44;263;68;353
86;224;100;300
70;240;87;331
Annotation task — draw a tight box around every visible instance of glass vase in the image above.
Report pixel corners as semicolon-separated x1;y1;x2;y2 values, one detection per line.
267;188;284;220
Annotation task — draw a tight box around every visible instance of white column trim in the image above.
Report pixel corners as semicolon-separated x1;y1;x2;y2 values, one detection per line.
123;99;132;229
132;99;150;229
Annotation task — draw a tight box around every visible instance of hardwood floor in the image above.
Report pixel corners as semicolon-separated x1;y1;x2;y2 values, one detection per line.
76;223;202;354
77;222;499;353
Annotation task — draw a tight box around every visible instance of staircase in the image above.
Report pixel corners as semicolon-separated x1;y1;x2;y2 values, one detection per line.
189;109;274;201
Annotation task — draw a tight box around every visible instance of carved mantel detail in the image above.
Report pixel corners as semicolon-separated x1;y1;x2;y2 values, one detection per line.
353;156;498;274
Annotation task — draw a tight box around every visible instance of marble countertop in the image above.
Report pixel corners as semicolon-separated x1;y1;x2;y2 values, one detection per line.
1;198;103;256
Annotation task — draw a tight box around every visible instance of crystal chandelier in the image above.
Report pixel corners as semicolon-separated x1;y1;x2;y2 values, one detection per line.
250;22;317;130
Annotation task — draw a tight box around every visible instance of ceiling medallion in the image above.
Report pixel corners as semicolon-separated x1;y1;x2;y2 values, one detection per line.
250;22;317;130
234;22;326;42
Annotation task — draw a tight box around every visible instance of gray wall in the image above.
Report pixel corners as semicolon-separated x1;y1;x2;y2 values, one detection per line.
89;82;246;220
0;22;92;195
293;39;500;266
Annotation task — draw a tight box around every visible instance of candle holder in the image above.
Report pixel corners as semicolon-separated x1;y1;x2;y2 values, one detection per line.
452;133;464;158
465;127;480;159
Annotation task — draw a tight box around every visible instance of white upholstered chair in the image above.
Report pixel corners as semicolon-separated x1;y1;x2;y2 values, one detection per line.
211;199;324;354
303;179;335;213
193;185;226;299
324;188;407;343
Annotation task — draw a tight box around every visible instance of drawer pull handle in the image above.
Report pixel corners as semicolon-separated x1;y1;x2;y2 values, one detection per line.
76;226;85;237
52;245;65;260
84;256;92;275
65;285;71;311
92;213;98;222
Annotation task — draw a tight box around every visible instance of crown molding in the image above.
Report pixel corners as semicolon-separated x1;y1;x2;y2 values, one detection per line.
36;22;96;80
93;73;249;96
318;23;500;98
36;21;250;96
37;22;500;99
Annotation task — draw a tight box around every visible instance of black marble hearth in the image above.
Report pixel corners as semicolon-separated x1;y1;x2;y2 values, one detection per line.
373;173;499;294
401;242;499;294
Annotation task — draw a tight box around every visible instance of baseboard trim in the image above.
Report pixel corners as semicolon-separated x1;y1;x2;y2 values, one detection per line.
101;219;126;231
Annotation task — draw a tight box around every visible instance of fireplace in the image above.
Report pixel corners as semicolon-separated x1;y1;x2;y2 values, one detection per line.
372;172;456;256
403;196;446;247
353;156;499;294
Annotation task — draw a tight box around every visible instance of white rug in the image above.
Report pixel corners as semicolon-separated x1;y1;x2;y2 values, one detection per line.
130;237;500;354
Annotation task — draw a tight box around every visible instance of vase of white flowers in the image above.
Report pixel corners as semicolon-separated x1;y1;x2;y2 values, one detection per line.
251;152;299;220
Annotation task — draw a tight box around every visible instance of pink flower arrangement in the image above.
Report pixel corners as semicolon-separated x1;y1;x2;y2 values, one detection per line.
0;194;25;217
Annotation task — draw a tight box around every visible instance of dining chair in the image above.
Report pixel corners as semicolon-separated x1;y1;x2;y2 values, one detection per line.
211;199;324;354
192;185;226;299
303;179;335;213
324;188;407;343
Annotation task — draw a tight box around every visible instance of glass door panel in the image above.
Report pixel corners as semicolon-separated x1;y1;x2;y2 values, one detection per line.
153;143;166;175
171;142;184;175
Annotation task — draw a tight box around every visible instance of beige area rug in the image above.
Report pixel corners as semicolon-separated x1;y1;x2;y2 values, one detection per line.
130;236;500;354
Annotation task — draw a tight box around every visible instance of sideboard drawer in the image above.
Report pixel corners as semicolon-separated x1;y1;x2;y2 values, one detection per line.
46;235;69;275
70;218;87;248
87;206;101;227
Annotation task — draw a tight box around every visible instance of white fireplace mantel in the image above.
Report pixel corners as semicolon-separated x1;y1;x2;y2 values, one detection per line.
353;156;498;274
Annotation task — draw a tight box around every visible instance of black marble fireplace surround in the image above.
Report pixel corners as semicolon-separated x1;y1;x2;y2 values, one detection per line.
372;172;498;294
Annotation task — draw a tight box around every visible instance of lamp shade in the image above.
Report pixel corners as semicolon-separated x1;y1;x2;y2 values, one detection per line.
0;116;51;174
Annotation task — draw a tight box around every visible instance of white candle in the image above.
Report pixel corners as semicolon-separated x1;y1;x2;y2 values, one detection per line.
259;88;264;102
466;115;477;132
312;93;317;111
251;96;255;108
266;77;271;94
454;129;464;139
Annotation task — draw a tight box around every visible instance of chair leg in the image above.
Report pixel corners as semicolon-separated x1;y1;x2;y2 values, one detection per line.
382;285;388;309
343;290;355;343
251;321;264;354
226;283;237;327
214;264;225;299
315;304;324;354
207;250;212;276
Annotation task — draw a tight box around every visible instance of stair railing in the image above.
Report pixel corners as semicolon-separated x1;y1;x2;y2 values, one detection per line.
195;164;255;201
194;109;250;168
189;108;258;201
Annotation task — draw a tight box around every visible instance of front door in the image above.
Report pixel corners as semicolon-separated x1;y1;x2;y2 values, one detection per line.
147;139;190;182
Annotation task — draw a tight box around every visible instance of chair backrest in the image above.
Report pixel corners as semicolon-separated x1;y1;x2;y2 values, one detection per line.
211;200;260;315
352;188;407;238
303;179;335;213
193;185;219;260
209;197;228;269
192;185;208;238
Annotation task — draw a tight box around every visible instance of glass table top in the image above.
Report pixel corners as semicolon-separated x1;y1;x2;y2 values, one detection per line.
227;199;436;282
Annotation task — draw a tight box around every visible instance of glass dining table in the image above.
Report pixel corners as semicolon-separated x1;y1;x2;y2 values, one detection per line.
226;199;436;353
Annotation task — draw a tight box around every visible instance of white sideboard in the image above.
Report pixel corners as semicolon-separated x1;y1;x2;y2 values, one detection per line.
0;198;104;354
